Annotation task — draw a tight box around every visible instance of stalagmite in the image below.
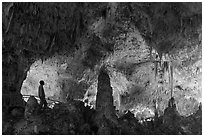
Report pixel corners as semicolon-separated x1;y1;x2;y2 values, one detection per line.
95;67;118;133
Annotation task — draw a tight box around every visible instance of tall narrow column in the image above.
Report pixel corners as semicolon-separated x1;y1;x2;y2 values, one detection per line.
95;67;118;126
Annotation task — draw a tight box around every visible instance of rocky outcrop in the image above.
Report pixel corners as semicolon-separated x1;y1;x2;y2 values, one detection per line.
24;96;40;119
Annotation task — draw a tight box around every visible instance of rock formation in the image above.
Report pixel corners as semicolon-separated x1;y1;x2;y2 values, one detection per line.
96;68;114;113
95;67;118;134
24;96;40;119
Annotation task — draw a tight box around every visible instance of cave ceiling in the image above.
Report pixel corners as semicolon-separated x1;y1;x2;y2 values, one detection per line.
2;2;201;59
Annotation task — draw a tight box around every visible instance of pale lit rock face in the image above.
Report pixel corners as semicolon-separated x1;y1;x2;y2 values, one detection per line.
21;55;88;103
81;19;201;118
21;60;59;98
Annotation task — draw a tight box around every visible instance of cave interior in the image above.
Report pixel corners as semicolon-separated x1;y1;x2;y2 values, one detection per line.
2;2;202;135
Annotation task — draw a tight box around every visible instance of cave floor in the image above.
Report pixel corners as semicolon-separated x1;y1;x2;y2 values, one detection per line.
2;100;202;135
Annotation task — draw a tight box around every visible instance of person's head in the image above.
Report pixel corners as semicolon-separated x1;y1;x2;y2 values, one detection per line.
40;80;45;85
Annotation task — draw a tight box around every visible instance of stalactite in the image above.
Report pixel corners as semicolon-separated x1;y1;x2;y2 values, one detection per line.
168;62;171;95
163;61;169;77
167;61;169;78
150;45;152;61
164;61;168;72
41;57;43;64
154;61;158;80
170;64;173;98
159;52;162;67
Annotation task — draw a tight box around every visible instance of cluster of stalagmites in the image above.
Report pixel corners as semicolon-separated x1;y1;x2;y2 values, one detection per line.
2;68;202;135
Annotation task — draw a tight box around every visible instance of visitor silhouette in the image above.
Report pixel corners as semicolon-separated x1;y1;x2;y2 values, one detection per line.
38;80;47;110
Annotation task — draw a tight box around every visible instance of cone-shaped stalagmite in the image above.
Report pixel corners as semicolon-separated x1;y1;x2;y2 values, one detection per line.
96;68;114;112
95;67;118;134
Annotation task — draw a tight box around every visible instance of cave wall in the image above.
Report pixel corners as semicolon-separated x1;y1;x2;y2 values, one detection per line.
2;53;33;109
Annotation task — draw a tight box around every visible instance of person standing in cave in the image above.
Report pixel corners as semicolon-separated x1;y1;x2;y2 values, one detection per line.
38;80;47;110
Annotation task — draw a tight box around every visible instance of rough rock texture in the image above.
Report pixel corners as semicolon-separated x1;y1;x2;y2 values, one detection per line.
83;20;201;118
24;96;40;119
3;2;201;113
